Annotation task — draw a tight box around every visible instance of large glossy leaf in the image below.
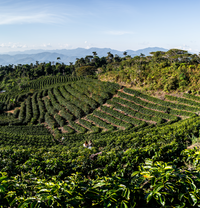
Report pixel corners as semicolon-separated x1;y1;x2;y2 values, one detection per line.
189;193;197;206
145;192;153;203
156;192;165;207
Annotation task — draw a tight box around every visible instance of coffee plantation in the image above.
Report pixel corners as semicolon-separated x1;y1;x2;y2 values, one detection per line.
1;49;200;207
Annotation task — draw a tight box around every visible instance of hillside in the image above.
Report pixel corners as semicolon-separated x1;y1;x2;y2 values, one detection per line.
0;49;200;207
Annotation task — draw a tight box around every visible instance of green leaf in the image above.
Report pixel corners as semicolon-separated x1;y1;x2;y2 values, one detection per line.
189;193;197;206
48;198;52;206
93;182;107;188
30;201;37;208
154;184;164;193
145;192;153;203
18;202;30;208
38;189;51;193
186;176;196;191
0;184;5;192
145;159;153;166
178;193;185;201
151;177;156;186
123;188;130;200
131;171;139;177
164;166;173;170
0;176;7;182
157;193;165;207
122;201;128;208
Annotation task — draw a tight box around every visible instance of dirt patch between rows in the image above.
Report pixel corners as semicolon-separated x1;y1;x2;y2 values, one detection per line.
187;143;200;149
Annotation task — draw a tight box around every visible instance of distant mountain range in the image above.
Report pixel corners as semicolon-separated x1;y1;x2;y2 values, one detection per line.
0;47;168;66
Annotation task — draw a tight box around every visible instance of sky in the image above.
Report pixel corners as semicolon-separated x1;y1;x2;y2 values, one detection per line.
0;0;200;54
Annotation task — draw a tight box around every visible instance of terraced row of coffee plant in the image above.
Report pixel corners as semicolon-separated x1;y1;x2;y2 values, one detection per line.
1;79;200;139
0;76;90;111
1;77;200;207
1;113;200;207
22;75;85;90
0;79;119;135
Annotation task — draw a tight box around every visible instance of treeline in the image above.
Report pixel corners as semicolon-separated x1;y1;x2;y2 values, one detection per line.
0;52;108;91
1;48;200;92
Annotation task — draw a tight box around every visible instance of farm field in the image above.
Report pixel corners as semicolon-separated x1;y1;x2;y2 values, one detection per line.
1;76;200;207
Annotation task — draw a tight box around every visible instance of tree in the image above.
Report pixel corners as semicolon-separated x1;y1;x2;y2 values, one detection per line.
123;51;127;56
114;54;120;62
85;55;93;65
92;51;97;56
44;62;52;76
56;57;61;66
106;52;114;63
75;58;85;67
75;66;96;76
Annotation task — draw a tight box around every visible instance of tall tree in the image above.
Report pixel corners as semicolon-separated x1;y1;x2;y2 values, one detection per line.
123;51;127;56
92;51;97;56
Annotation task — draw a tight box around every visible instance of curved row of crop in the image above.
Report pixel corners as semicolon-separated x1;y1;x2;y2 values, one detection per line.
107;99;154;125
68;121;87;133
31;92;39;124
59;86;91;114
23;76;84;90
79;118;101;133
86;114;115;131
93;109;133;129
45;112;56;129
165;94;200;108
0;125;51;135
123;88;200;113
65;85;98;109
53;87;83;118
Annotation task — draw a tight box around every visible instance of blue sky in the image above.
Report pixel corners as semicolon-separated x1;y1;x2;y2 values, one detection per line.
0;0;200;53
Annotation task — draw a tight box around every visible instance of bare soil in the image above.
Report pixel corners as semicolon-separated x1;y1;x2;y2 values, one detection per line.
5;107;20;114
187;143;200;150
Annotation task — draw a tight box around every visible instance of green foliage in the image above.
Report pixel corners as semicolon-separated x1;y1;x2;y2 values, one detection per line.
87;114;115;131
93;109;133;129
68;121;87;133
75;65;96;76
2;76;200;207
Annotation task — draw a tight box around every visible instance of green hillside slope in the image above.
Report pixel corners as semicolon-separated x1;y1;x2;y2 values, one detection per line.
1;49;200;207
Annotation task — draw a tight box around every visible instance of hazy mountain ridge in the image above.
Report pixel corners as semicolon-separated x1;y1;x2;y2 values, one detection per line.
0;47;168;66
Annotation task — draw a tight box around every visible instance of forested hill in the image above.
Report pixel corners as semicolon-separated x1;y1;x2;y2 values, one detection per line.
0;48;200;93
0;47;167;65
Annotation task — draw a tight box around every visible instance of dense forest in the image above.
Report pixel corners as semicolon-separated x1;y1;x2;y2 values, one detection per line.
0;49;200;207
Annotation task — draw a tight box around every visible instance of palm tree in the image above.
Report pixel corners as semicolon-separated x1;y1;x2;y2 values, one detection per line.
57;57;61;65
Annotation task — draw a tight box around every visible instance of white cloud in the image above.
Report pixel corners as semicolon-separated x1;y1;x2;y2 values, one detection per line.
42;43;51;48
84;41;93;49
0;42;27;48
0;1;68;25
58;43;72;49
174;45;192;52
0;13;64;25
